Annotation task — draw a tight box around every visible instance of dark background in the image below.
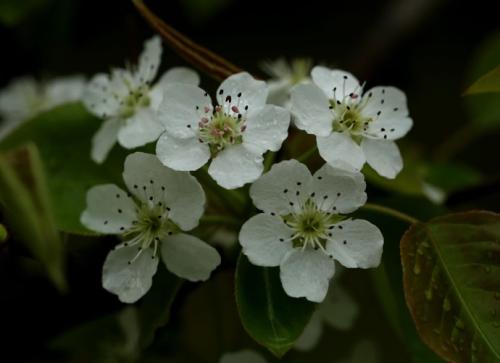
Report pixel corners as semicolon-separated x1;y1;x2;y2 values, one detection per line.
0;0;499;362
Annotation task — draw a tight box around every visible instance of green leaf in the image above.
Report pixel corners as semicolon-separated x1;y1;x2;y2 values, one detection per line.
0;144;65;290
466;65;500;95
465;31;500;129
355;196;446;363
0;223;7;243
401;211;500;362
235;254;315;357
136;264;182;349
0;103;127;234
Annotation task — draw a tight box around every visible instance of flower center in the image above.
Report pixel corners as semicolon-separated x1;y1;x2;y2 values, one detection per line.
120;84;151;118
329;100;372;137
284;199;343;253
121;202;178;264
198;106;245;154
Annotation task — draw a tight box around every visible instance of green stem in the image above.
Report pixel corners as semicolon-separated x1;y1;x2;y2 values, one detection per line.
362;203;419;224
263;151;276;172
296;145;318;163
200;215;242;228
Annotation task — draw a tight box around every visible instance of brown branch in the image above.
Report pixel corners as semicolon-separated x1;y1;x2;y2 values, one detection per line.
132;0;243;81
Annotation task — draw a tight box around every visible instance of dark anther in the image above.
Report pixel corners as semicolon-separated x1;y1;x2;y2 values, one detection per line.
225;95;232;103
134;185;138;189
283;189;288;193
187;124;191;128
118;209;122;213
219;89;224;95
343;240;347;245
377;111;382;116
318;176;323;180
104;221;108;225
237;92;242;97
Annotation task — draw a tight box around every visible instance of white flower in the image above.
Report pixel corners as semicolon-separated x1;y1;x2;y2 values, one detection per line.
239;160;383;302
156;72;290;189
80;152;221;303
0;75;86;138
219;350;266;363
290;66;413;179
83;36;200;163
294;273;358;351
260;58;312;107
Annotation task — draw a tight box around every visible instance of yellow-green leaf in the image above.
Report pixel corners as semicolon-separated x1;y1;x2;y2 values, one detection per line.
466;65;500;95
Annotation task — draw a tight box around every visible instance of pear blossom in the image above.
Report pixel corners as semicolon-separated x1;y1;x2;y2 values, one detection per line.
260;58;312;107
155;72;290;189
239;160;383;302
295;273;358;351
83;36;200;163
290;66;413;179
0;75;85;138
80;152;221;303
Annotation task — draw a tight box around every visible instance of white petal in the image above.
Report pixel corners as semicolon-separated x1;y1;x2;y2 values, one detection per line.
243;104;290;155
83;74;120;118
81;184;137;234
317;132;365;171
311;67;361;102
249;159;311;215
157;67;200;86
361;139;402;179
102;245;158;303
361;87;412;140
149;67;200;109
158;83;212;139
239;214;294;267
155;132;210;171
91;118;121;164
0;77;40;124
123;152;205;230
208;145;264;189
161;233;221;281
361;86;408;118
326;219;384;269
220;350;267;363
319;284;358;330
216;72;268;117
290;83;332;136
45;75;86;107
280;249;335;303
117;108;164;148
311;164;367;214
294;312;323;351
136;36;162;84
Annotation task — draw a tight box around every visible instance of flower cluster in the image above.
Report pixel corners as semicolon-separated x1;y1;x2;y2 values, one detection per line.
0;36;414;313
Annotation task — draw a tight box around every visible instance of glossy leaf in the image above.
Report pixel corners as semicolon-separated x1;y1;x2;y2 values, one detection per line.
466;65;500;95
0;103;127;234
235;254;315;357
0;144;65;290
401;211;500;363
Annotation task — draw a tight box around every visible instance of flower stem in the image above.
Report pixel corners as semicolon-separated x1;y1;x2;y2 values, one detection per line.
361;203;419;224
200;215;242;228
297;145;318;163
